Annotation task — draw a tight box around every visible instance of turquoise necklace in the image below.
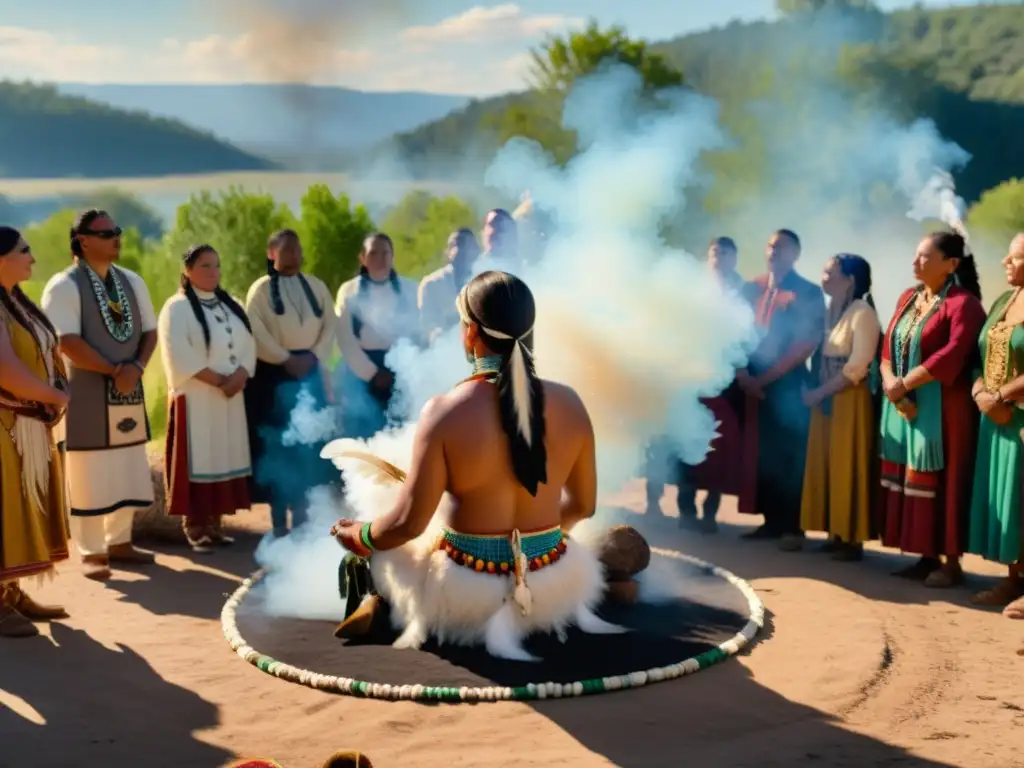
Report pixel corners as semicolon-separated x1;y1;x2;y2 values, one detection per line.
462;354;503;384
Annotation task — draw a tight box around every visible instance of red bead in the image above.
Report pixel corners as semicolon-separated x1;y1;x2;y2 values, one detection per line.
487;562;496;574
500;562;510;573
528;558;541;572
549;550;560;563
556;541;567;554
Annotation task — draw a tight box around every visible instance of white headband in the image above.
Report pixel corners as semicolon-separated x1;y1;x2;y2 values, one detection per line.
457;290;535;446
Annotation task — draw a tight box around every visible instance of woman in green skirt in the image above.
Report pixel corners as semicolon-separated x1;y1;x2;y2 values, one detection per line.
968;233;1024;611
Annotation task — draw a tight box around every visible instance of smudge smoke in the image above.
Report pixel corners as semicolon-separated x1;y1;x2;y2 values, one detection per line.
254;15;982;620
255;63;761;619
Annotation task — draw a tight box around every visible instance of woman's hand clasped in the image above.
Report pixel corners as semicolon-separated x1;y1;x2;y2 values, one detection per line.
976;391;1014;425
219;368;248;398
884;377;908;404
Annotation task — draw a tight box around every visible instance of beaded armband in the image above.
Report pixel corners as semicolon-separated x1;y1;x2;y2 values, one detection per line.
359;523;376;553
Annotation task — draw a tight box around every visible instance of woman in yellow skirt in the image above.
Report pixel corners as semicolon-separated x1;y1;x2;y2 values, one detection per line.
0;227;72;638
782;254;880;560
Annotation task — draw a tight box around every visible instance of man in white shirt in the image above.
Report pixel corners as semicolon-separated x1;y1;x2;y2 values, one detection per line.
417;228;479;343
41;210;157;580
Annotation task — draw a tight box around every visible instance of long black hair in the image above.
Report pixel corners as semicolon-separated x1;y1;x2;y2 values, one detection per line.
266;229;323;318
180;244;251;349
834;253;882;375
834;253;874;310
458;270;547;496
0;227;58;351
930;231;982;301
69;208;111;258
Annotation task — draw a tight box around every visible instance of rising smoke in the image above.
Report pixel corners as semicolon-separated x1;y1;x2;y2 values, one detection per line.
210;0;409;151
255;63;760;619
214;0;408;83
253;11;984;621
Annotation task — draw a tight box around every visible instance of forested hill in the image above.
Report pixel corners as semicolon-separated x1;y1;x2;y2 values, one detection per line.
375;2;1024;202
0;81;275;179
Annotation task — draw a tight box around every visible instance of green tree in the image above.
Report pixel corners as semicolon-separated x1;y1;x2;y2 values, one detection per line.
381;191;477;278
64;188;166;240
968;179;1024;245
530;21;684;93
22;209;75;282
298;184;376;290
164;187;297;298
489;23;688;167
482;93;577;167
776;0;878;14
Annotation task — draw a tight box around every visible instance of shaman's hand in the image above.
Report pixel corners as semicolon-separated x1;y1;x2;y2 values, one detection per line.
332;519;371;558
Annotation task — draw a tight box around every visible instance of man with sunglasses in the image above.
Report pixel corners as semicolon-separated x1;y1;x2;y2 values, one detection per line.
41;209;159;580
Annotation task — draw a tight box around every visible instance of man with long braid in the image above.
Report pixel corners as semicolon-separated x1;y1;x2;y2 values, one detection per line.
327;270;622;662
41;210;158;581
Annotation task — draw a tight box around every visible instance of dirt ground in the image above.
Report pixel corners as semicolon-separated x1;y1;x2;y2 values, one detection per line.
2;485;1022;768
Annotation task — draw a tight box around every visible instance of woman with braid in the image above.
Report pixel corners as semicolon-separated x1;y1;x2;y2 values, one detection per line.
158;245;256;552
327;271;621;662
335;232;419;438
245;229;337;537
0;228;71;638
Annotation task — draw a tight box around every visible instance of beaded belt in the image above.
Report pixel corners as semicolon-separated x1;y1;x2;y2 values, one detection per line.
438;526;568;576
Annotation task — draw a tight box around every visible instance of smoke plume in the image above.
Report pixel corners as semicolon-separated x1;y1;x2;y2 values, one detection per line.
214;0;408;84
210;0;409;151
252;12;990;621
254;63;760;619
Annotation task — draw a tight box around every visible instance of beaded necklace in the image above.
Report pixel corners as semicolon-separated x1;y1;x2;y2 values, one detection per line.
460;354;503;385
83;262;134;343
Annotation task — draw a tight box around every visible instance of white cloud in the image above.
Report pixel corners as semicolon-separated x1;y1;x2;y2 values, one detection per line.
402;4;583;46
0;26;122;81
0;13;547;95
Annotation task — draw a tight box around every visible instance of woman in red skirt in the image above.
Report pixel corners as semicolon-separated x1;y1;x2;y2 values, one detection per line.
878;231;986;587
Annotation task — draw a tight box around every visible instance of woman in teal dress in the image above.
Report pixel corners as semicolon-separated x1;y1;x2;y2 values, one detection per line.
968;233;1024;611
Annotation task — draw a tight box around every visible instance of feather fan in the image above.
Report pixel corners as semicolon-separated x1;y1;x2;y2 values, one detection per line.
321;438;407;484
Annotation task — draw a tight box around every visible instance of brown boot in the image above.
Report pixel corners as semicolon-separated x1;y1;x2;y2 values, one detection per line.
108;543;156;565
82;554;112;581
334;595;382;639
0;606;39;638
12;586;68;620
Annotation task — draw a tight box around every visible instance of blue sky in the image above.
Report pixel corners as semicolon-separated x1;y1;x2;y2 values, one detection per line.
0;1;1003;94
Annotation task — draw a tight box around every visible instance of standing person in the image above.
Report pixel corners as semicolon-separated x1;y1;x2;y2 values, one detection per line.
968;233;1024;606
159;245;256;553
41;210;157;581
336;232;419;438
475;209;520;276
0;228;71;638
879;232;986;588
418;228;479;343
676;236;748;532
245;229;337;538
737;229;826;540
784;254;881;559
